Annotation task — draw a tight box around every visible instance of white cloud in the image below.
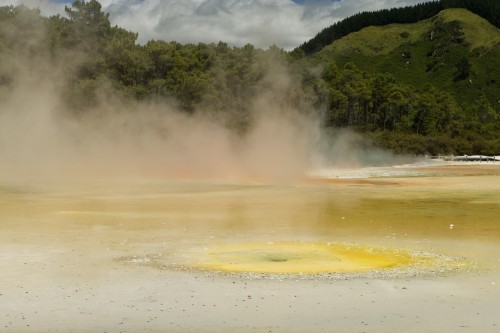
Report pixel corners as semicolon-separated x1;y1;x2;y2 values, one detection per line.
1;0;428;49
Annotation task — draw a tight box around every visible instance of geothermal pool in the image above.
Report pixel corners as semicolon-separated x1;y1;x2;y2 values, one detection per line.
1;163;500;332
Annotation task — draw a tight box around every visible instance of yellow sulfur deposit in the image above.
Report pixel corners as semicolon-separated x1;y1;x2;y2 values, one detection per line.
197;242;413;274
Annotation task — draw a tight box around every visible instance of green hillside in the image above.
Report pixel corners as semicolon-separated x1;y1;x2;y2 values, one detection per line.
298;0;500;55
291;8;500;155
317;9;500;109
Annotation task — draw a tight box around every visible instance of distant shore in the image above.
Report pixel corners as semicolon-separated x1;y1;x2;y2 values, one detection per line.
429;155;500;162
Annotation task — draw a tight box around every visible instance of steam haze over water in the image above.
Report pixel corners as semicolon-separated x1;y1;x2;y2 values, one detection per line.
0;62;402;182
2;3;500;333
0;5;408;183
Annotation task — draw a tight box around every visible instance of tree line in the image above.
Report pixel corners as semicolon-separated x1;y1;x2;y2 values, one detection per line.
299;61;498;155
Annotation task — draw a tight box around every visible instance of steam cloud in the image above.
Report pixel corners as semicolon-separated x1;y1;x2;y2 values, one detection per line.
0;73;401;183
0;58;323;182
0;4;407;184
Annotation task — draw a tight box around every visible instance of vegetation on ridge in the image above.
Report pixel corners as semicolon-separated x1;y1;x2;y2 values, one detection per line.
297;0;500;55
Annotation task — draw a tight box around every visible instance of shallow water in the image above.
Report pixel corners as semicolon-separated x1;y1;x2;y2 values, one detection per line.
2;168;499;262
1;164;500;332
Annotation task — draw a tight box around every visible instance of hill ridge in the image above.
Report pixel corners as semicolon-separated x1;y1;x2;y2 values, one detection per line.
320;8;499;57
314;7;499;110
297;0;500;55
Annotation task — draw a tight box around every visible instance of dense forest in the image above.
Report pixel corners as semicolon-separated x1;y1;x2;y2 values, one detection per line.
0;0;499;155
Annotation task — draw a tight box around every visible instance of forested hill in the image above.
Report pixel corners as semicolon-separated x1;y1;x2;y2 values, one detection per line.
297;0;500;56
0;1;499;155
304;7;499;154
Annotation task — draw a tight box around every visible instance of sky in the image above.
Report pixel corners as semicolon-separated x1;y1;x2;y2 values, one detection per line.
2;0;428;49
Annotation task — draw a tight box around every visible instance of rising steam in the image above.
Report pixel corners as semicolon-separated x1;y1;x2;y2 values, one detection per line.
0;70;321;182
0;10;405;184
